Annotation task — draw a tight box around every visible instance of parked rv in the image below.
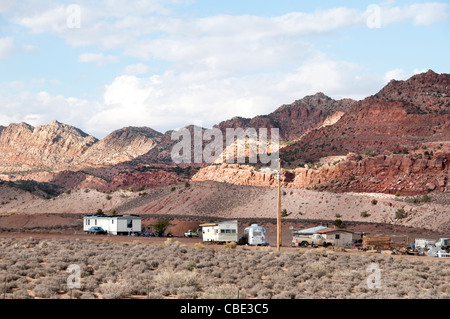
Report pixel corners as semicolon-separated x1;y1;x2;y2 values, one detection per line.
200;220;238;243
238;224;268;246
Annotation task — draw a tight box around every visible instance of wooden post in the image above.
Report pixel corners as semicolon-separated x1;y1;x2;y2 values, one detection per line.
277;159;282;251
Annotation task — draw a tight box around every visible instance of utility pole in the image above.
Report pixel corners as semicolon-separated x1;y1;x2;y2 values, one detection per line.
277;158;282;251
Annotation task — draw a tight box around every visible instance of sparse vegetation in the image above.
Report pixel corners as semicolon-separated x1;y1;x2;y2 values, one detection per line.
224;241;237;250
371;199;378;205
0;238;448;299
360;211;368;218
395;209;405;219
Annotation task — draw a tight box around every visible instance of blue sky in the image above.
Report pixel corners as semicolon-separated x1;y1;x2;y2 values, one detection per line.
0;0;449;138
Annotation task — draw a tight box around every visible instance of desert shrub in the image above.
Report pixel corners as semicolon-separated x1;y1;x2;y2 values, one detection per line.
11;289;32;299
225;241;237;250
360;211;368;218
32;279;61;299
154;270;201;291
177;286;198;299
395;209;405;219
183;260;197;271
164;238;180;248
194;242;204;250
201;284;244;299
99;280;131;299
371;199;378;205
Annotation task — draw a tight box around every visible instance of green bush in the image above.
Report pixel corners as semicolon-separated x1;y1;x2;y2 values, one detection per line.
225;241;237;250
395;209;405;219
360;211;368;218
333;219;344;229
371;199;378;205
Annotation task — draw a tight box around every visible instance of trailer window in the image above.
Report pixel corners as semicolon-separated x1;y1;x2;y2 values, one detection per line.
335;234;340;240
127;220;132;228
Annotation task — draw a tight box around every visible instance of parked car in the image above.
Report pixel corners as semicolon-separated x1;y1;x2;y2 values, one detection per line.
88;226;107;235
184;229;199;238
292;233;334;247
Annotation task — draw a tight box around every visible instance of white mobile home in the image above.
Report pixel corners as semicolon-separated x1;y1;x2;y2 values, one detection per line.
83;215;141;235
200;220;238;243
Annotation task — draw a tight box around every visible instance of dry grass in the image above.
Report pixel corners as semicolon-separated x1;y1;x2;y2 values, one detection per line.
0;237;448;299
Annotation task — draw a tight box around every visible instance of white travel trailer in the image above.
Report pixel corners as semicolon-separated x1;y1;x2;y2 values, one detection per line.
241;224;268;246
200;220;238;243
83;215;141;235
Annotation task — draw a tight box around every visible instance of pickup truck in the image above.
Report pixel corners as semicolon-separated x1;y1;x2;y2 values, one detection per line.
292;233;334;248
184;229;199;238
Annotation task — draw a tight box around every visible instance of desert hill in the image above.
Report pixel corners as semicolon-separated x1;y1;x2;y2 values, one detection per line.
0;70;448;199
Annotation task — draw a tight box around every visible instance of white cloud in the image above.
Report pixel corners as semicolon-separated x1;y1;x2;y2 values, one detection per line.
123;63;150;75
384;69;410;83
379;2;450;26
0;36;38;59
0;53;387;138
1;1;448;137
78;53;119;66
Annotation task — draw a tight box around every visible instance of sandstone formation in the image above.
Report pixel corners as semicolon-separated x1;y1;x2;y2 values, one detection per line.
192;152;449;195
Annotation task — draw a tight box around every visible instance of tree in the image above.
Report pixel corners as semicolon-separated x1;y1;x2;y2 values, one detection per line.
153;219;170;236
333;219;344;229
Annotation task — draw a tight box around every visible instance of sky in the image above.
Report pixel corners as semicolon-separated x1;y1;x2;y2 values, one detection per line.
0;0;449;138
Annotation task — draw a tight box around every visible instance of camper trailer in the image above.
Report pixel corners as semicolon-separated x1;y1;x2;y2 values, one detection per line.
239;224;268;246
200;220;238;243
83;215;141;235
